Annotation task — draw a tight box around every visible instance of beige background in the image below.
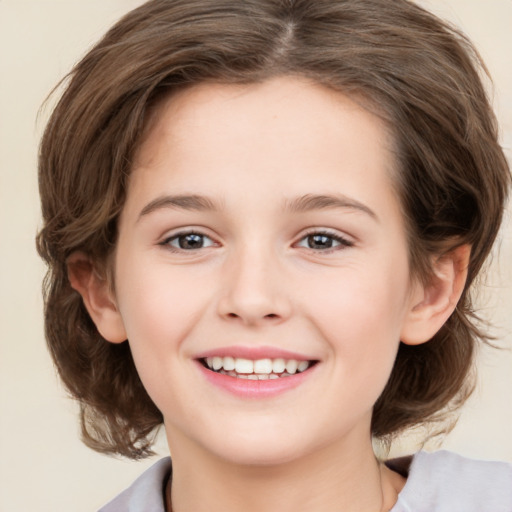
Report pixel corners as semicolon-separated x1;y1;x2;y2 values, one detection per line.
0;1;510;510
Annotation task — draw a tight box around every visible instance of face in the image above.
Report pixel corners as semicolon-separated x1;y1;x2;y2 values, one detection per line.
112;77;422;466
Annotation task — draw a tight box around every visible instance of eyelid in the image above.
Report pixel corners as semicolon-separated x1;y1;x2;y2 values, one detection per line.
159;228;220;252
294;228;354;253
157;227;353;254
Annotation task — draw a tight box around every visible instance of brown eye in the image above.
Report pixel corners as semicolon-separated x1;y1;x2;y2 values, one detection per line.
163;232;216;250
306;234;335;250
296;231;353;251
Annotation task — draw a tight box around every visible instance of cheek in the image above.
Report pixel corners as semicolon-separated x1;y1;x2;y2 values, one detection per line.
304;263;410;377
307;264;409;331
113;266;209;417
114;255;214;369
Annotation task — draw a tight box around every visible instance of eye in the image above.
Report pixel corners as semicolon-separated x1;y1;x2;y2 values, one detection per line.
296;231;353;252
161;231;217;251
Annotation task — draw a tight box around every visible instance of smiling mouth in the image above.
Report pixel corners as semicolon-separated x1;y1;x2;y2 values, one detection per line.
200;356;317;380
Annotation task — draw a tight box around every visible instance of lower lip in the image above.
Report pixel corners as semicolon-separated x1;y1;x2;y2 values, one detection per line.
196;361;316;399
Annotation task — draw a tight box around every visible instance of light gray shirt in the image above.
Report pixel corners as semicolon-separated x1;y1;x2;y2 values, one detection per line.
99;450;512;511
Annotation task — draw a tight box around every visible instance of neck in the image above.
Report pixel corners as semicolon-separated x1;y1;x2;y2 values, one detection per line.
166;428;403;512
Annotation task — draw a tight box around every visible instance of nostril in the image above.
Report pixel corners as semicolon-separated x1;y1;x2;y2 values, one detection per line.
225;312;278;320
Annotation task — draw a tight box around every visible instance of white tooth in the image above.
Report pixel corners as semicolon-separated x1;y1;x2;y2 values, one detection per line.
238;374;249;379
281;372;291;377
269;374;279;379
254;359;273;374
235;358;254;374
223;356;235;371
285;360;298;374
212;356;223;370
206;357;214;369
272;358;285;374
298;361;309;372
258;374;270;380
228;371;237;377
247;374;259;380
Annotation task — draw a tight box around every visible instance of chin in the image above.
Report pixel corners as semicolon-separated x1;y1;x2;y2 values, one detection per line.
198;424;320;468
214;443;307;467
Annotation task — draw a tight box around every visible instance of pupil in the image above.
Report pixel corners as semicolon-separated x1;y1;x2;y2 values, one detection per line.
308;234;332;249
179;234;203;249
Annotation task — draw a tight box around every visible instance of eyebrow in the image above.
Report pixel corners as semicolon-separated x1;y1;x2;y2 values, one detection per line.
137;193;378;221
138;194;222;220
284;193;378;221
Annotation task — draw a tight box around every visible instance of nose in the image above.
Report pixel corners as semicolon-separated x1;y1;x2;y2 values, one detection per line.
216;245;292;327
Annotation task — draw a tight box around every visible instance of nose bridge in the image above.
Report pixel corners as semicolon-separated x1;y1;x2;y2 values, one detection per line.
217;238;291;325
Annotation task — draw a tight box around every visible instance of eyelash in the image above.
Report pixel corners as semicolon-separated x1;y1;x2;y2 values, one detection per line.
159;229;353;254
296;230;354;253
160;231;217;253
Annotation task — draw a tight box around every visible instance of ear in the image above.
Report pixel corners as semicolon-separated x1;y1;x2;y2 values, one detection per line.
400;244;471;345
67;252;127;343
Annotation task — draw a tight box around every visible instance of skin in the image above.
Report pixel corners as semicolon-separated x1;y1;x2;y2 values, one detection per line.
69;76;469;511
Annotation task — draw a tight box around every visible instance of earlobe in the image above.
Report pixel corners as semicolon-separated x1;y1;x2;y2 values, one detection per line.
400;244;471;346
67;252;127;344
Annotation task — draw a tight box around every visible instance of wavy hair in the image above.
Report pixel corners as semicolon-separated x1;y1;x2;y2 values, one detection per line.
37;0;510;458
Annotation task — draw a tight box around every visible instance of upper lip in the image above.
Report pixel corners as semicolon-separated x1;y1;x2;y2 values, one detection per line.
195;345;317;361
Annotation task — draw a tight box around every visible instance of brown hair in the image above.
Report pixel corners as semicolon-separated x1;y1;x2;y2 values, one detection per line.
37;0;510;458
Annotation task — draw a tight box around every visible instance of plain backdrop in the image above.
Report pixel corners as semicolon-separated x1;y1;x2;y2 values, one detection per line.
0;1;511;511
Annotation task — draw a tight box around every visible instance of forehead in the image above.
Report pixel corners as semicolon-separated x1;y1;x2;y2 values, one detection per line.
127;76;401;222
138;77;394;160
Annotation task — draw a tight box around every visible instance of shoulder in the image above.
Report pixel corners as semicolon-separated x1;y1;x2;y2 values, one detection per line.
392;450;512;512
97;457;172;512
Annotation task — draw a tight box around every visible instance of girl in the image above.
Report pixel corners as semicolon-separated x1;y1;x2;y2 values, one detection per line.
37;0;512;510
